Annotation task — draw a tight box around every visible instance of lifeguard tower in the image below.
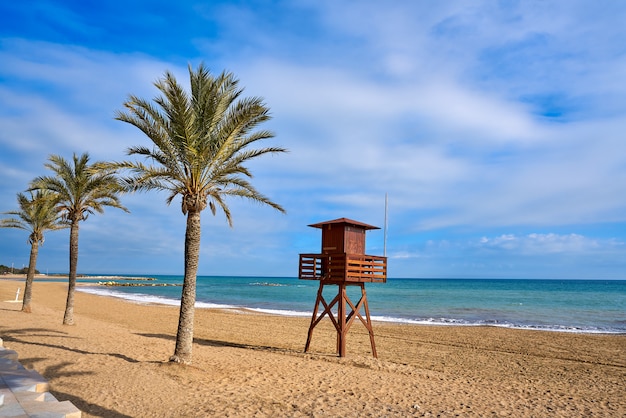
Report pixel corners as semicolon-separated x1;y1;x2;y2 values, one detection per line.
298;218;387;357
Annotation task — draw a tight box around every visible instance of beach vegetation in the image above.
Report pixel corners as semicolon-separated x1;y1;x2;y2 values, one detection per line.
30;153;128;324
0;190;66;312
0;265;37;275
112;63;286;364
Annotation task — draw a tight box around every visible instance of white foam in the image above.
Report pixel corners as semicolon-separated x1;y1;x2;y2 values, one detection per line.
77;287;231;309
247;307;310;317
83;275;156;280
77;286;625;334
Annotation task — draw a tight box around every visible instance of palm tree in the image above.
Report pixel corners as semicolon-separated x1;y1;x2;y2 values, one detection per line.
0;190;66;313
114;63;286;364
30;153;128;325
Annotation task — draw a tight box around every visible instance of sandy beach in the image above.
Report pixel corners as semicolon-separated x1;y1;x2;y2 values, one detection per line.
1;278;624;417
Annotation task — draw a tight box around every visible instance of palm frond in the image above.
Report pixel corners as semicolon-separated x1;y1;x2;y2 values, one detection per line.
113;62;286;222
0;190;67;245
31;153;129;223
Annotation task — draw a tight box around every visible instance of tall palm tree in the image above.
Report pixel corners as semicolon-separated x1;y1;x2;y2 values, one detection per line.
114;63;286;364
0;190;66;313
30;152;128;325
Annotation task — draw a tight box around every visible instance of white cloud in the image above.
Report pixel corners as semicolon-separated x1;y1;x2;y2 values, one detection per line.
476;233;622;255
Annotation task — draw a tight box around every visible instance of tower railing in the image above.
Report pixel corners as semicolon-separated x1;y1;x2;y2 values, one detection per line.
299;253;387;283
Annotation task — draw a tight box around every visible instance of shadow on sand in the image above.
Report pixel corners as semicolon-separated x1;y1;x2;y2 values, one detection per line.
50;390;133;418
2;333;141;364
1;331;135;418
135;332;299;355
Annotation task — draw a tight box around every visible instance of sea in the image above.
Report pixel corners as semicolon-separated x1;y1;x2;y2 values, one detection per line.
74;276;626;334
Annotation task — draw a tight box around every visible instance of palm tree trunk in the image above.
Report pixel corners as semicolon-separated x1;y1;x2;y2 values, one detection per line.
170;209;201;364
21;240;39;313
63;220;79;325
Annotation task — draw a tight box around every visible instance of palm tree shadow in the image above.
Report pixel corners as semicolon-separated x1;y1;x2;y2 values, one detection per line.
4;345;132;418
135;332;295;354
50;390;133;418
3;358;130;418
0;327;74;338
2;334;140;364
21;359;94;379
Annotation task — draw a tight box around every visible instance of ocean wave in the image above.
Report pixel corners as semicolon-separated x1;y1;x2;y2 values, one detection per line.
246;307;310;317
249;282;287;287
77;287;231;309
370;315;625;334
82;275;157;281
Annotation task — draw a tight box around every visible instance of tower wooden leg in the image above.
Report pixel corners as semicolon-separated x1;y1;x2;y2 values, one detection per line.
361;284;378;358
337;284;347;357
304;282;324;353
305;282;378;358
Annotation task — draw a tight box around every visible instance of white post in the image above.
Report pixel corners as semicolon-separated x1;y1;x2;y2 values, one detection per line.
384;193;388;257
15;288;20;302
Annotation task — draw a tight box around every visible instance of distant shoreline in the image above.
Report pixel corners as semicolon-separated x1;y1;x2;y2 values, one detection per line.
1;273;66;280
0;273;153;281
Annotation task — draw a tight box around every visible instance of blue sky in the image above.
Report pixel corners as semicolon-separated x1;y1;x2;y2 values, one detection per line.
1;1;625;279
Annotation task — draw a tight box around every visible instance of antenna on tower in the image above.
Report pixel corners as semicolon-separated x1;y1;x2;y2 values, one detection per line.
384;193;388;257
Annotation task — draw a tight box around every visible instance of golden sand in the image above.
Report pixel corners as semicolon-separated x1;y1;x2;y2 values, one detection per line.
1;278;624;417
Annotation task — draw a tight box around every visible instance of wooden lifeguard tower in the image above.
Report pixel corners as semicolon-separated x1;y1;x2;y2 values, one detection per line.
298;218;387;357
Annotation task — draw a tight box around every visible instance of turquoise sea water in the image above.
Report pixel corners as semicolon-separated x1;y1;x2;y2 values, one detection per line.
76;276;626;334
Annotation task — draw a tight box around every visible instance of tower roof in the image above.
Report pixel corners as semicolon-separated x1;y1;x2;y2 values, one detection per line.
307;217;380;230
